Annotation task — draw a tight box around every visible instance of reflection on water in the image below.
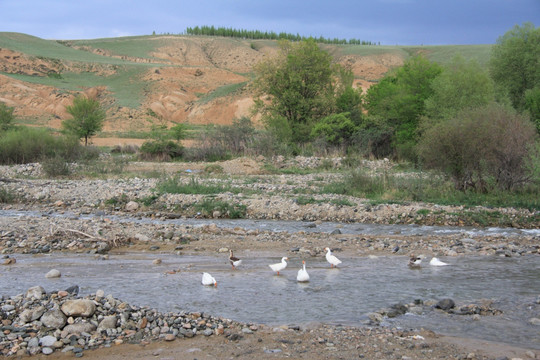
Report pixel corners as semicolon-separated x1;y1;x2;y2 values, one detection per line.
1;252;539;349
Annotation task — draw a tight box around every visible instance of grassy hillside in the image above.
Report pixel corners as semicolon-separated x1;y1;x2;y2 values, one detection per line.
0;32;494;143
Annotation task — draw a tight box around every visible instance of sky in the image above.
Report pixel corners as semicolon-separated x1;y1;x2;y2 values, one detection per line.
1;0;539;45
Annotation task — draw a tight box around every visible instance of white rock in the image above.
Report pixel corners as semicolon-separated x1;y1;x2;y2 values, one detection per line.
45;269;61;278
125;201;139;211
39;335;57;347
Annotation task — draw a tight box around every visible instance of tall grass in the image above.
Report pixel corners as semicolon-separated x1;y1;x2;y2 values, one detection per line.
322;169;540;211
156;176;240;195
0;127;83;164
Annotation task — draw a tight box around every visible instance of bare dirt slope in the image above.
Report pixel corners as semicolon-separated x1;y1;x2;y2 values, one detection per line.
0;36;404;146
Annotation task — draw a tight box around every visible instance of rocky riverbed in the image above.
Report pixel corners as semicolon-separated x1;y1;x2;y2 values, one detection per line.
1;158;539;359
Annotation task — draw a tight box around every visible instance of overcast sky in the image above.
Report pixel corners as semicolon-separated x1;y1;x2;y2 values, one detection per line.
1;0;538;45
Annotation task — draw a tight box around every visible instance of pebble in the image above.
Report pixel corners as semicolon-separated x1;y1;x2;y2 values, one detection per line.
0;286;245;357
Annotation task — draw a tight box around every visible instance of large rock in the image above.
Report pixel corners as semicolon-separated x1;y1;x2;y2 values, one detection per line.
25;286;45;300
61;299;96;317
39;335;57;347
61;322;97;336
435;298;455;311
19;305;46;323
45;269;61;278
40;309;67;329
97;315;117;331
125;201;139;211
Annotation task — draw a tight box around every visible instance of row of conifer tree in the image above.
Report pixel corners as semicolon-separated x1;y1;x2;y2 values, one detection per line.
183;25;378;45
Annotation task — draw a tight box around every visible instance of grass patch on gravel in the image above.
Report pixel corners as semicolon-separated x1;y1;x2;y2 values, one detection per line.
322;169;540;211
156;176;240;195
194;198;247;218
0;186;16;203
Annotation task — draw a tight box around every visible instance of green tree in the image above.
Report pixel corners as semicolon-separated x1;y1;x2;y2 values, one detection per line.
253;39;339;144
490;22;540;111
0;102;15;133
424;55;495;123
364;55;442;160
524;86;540;133
170;123;188;142
62;95;106;145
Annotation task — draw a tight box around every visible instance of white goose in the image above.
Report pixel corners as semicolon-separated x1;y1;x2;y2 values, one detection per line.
269;257;288;275
297;260;310;282
229;250;242;270
430;257;449;266
201;272;217;287
324;247;342;268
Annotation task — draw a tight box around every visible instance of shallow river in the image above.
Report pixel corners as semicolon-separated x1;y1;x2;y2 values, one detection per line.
1;252;539;349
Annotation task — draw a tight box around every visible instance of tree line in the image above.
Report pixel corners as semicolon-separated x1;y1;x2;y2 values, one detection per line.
184;25;378;45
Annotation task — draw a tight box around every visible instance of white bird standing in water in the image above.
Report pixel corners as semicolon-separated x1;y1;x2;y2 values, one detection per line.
430;257;449;266
324;247;342;268
201;272;217;287
297;260;310;282
269;257;288;275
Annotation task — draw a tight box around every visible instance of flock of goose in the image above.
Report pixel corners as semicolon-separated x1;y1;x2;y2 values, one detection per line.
202;249;449;286
201;248;342;286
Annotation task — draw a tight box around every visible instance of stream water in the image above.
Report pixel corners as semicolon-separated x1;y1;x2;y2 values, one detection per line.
1;252;539;349
1;209;539;237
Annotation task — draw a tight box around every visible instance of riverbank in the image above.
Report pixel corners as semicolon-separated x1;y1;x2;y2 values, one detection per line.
1;158;539;359
2;283;539;360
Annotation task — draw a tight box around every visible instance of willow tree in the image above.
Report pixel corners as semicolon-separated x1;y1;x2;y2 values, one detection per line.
253;39;341;144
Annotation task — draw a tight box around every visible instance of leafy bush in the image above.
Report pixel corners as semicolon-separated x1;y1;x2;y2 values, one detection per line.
139;140;183;161
350;119;394;159
111;144;139;154
418;103;538;191
0;102;15;132
0;128;83;164
42;155;71;177
311;113;356;146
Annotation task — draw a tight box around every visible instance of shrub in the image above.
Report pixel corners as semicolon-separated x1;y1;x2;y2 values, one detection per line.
194;199;247;219
204;164;224;174
0;128;83;165
111;144;139;154
42;155;71;178
0;186;16;203
418;103;538;191
139;140;183;161
184;118;256;161
311;113;356;146
0;102;15;132
157;176;229;195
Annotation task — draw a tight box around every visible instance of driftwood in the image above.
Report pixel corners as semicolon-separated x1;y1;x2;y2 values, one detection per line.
54;227;129;247
55;227;105;242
